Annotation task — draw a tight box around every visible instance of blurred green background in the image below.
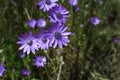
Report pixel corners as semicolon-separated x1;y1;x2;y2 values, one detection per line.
0;0;120;80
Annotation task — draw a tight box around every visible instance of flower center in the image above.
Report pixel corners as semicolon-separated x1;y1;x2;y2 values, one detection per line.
45;0;51;5
56;13;63;19
27;39;33;46
54;32;61;40
42;38;47;43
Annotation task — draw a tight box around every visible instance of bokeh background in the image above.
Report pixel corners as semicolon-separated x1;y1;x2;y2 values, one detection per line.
0;0;120;80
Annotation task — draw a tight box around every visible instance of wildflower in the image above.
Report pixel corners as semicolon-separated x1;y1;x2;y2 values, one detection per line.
90;16;100;26
21;69;30;76
27;19;37;28
19;52;25;58
0;63;6;77
36;18;46;28
17;31;39;54
113;37;120;43
73;6;80;12
47;23;71;48
49;5;69;24
37;0;58;12
68;0;78;6
37;30;50;50
34;56;46;67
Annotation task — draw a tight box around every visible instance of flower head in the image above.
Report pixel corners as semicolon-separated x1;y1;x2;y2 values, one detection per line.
90;16;100;26
73;6;80;12
49;5;69;24
37;30;50;50
68;0;78;6
47;23;71;48
17;31;39;54
36;18;46;28
34;56;47;67
37;0;58;12
19;52;26;58
21;69;30;76
27;19;37;28
113;37;120;43
0;63;6;77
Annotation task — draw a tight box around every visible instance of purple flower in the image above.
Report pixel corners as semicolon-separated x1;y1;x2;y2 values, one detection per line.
47;23;71;48
34;56;46;67
68;0;78;6
17;31;39;54
36;18;46;28
19;52;25;58
113;37;120;43
37;0;58;12
90;16;100;26
37;30;50;50
27;19;37;28
0;63;6;77
49;5;69;24
22;69;30;76
73;6;80;12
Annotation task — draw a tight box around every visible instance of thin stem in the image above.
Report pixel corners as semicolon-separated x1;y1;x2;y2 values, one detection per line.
57;56;63;80
24;8;31;20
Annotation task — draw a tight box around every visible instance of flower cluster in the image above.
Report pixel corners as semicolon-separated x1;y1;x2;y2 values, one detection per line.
17;0;71;68
27;18;46;28
17;0;71;55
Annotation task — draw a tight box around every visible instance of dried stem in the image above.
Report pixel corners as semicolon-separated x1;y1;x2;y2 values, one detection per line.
57;56;63;80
